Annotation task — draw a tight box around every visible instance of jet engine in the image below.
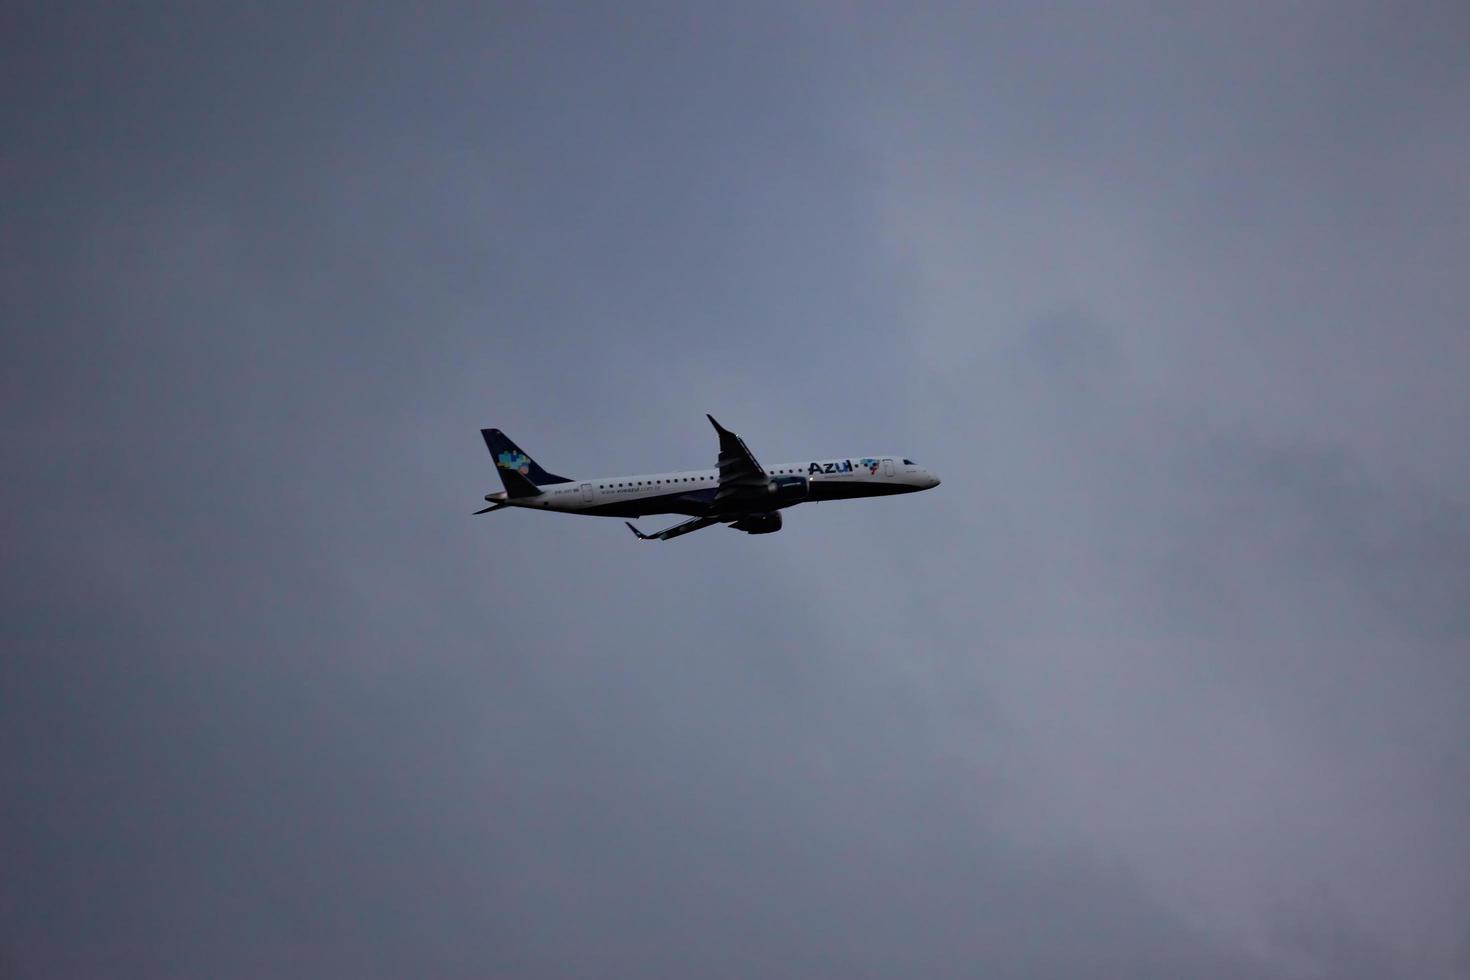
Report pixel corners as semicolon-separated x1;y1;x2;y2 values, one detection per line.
767;475;809;505
730;512;783;535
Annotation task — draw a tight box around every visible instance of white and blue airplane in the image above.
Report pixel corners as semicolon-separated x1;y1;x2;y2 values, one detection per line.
475;415;940;541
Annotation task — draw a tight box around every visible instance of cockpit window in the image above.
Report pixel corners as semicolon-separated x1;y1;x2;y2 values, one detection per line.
903;458;915;465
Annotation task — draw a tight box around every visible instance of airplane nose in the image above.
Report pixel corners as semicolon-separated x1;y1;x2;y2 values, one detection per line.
927;471;941;489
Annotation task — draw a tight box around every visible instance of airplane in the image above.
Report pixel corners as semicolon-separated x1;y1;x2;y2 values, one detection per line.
475;415;939;541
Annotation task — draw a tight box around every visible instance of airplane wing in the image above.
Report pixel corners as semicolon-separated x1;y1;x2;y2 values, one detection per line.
625;517;721;541
707;414;769;510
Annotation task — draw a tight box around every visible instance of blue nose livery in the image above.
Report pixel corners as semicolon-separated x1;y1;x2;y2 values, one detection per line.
474;415;940;541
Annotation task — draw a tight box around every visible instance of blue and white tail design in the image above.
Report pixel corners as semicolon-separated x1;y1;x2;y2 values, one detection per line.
481;429;574;494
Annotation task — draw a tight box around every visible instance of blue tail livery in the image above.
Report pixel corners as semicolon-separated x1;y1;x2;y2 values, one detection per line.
480;429;574;493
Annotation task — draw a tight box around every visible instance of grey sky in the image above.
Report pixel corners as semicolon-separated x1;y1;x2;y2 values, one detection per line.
3;3;1468;977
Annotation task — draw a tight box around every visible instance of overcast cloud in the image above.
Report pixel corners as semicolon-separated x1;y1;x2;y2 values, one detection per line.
3;3;1469;978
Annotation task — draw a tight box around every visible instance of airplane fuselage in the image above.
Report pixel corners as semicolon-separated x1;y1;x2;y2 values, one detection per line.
478;417;939;540
485;455;940;519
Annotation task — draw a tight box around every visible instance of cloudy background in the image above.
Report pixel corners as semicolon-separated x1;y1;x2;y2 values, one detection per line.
4;3;1469;977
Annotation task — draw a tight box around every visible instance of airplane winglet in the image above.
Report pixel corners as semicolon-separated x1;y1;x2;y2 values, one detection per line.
625;521;654;540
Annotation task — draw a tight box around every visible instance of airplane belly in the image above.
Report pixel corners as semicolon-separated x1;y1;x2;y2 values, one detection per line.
581;491;713;519
806;480;906;501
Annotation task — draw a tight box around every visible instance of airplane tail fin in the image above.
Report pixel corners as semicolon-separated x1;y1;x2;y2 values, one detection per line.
498;466;543;499
481;429;573;497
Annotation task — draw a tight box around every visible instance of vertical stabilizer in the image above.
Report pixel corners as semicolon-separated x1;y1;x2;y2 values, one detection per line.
481;429;573;492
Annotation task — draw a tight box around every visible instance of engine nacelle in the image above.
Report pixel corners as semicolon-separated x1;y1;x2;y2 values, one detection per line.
767;475;809;506
730;512;783;535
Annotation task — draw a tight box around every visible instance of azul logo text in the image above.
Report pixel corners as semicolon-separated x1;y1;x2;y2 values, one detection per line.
808;459;854;475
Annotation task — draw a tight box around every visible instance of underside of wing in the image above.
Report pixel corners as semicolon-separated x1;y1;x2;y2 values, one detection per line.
707;414;769;511
625;516;722;541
